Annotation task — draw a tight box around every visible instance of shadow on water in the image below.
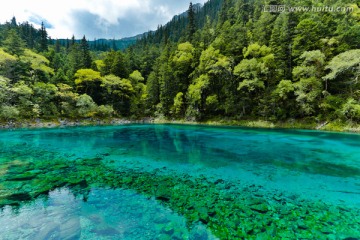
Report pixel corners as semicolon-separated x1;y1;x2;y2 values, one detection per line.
109;125;360;178
275;160;360;178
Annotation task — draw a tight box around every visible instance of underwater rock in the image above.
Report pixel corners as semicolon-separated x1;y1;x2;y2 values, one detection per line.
7;192;32;201
320;227;333;235
296;220;308;230
245;196;263;206
161;223;175;235
157;233;173;240
250;203;269;214
196;206;210;224
155;184;171;202
153;213;171;224
6;172;37;181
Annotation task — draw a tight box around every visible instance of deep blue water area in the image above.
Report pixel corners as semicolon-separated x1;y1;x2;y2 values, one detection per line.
0;124;359;239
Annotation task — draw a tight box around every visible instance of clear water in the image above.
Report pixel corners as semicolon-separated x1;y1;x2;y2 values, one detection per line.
0;124;360;239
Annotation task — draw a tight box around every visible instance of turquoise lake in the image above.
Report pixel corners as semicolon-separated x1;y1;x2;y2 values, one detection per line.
0;124;359;239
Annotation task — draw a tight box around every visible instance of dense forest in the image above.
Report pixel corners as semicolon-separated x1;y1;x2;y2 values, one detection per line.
0;0;359;125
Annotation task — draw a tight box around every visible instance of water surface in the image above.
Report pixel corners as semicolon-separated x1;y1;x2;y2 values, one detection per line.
1;124;360;239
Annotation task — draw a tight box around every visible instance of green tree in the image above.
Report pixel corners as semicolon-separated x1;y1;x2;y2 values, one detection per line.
233;43;275;116
10;81;34;118
340;98;360;121
20;49;54;83
292;18;321;62
187;2;196;42
172;42;194;93
173;92;185;117
39;22;48;52
159;62;175;116
292;50;326;116
0;76;11;106
186;74;210;120
270;12;293;80
80;35;92;69
323;49;360;96
102;50;129;78
272;79;295;119
146;71;160;111
101;74;134;115
3;29;26;57
129;70;147;116
66;42;82;80
252;12;276;46
76;94;97;117
74;69;103;101
32;82;59;118
55;83;79;117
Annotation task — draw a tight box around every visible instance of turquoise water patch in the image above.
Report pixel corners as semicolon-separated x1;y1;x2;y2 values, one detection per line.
0;124;360;239
0;188;215;240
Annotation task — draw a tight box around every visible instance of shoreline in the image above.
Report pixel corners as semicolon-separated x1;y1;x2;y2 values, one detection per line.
1;117;359;134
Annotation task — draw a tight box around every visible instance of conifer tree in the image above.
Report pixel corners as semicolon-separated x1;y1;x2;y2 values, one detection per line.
187;2;196;42
80;35;92;69
10;16;17;27
3;29;26;57
39;22;48;52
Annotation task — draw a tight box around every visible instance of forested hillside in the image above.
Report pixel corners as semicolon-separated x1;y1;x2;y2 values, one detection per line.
0;0;359;126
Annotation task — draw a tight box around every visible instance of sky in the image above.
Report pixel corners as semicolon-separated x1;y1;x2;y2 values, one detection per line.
0;0;207;40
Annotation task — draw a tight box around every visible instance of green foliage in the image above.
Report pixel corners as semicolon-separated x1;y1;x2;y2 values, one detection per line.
252;12;276;46
20;49;54;82
0;1;358;123
205;94;219;112
101;74;134;115
186;2;196;41
173;92;185;117
187;74;210;119
32;82;59;117
76;94;97;118
129;70;144;84
129;70;147;117
74;68;102;100
0;48;17;63
172;42;195;93
96;105;114;117
270;12;293;80
323;49;360;95
39;22;48;52
102;50;129;78
56;83;79;117
234;43;275;113
10;81;34;118
292;18;321;61
273;80;294;100
3;29;26;57
0;105;20;120
292;51;326;116
340;98;360;121
0;76;11;104
146;71;160;109
80;36;92;69
101;75;134;100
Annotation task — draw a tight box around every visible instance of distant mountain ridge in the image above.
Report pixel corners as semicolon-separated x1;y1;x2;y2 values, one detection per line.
55;2;204;51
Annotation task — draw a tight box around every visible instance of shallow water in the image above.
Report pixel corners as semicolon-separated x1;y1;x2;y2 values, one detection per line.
1;124;360;239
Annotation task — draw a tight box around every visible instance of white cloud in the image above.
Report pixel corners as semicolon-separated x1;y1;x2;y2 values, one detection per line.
0;0;207;39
